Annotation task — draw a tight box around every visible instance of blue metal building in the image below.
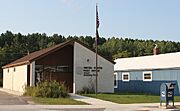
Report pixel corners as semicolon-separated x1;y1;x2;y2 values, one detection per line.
114;52;180;95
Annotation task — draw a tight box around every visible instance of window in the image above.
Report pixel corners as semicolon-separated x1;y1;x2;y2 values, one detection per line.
36;65;73;73
14;68;16;72
7;69;9;73
122;72;130;82
143;71;152;81
114;72;118;88
57;66;72;73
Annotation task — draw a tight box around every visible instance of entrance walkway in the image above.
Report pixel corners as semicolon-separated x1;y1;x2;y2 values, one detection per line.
70;93;179;111
70;93;119;106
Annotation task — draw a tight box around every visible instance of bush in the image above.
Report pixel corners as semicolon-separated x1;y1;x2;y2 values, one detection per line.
77;86;95;94
24;81;69;98
24;85;38;97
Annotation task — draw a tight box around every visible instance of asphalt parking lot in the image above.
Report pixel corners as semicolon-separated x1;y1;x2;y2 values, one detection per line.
0;90;105;111
0;91;28;105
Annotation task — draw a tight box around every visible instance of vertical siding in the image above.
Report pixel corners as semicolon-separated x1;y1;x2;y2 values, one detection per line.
3;65;27;92
115;69;180;95
3;68;12;90
13;65;27;92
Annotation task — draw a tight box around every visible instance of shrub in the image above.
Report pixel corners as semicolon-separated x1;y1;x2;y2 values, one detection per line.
77;86;95;94
24;81;69;98
24;85;38;97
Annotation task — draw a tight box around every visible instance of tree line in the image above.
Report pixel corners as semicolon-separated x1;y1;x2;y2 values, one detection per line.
0;30;180;68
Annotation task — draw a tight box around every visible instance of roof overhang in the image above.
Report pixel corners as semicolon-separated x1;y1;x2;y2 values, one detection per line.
2;39;115;69
2;61;30;69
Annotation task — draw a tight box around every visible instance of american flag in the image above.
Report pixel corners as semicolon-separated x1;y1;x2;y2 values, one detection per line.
96;5;100;29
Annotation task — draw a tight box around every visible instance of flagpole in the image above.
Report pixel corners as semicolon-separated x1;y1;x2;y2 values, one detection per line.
95;3;98;95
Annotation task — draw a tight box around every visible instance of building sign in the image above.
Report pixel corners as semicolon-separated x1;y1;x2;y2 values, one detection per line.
83;66;103;76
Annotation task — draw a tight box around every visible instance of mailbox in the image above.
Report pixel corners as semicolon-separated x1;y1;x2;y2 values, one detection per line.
160;82;176;107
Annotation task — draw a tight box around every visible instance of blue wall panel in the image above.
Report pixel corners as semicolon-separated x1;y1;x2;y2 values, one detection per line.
115;69;180;95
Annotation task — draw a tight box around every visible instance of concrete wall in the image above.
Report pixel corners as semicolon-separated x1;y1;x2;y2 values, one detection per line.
115;69;180;95
3;65;27;92
74;42;114;93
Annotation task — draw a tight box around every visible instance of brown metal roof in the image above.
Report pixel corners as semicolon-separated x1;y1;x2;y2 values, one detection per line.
2;39;114;69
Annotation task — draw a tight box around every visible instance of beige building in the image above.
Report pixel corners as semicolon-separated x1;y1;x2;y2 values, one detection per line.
2;40;114;93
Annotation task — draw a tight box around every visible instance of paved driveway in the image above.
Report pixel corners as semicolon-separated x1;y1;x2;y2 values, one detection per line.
0;91;28;105
0;91;104;111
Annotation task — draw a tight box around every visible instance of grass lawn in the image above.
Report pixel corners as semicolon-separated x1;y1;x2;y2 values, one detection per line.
32;97;88;105
83;93;180;104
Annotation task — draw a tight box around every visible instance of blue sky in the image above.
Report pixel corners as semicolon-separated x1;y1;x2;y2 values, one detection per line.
0;0;180;41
